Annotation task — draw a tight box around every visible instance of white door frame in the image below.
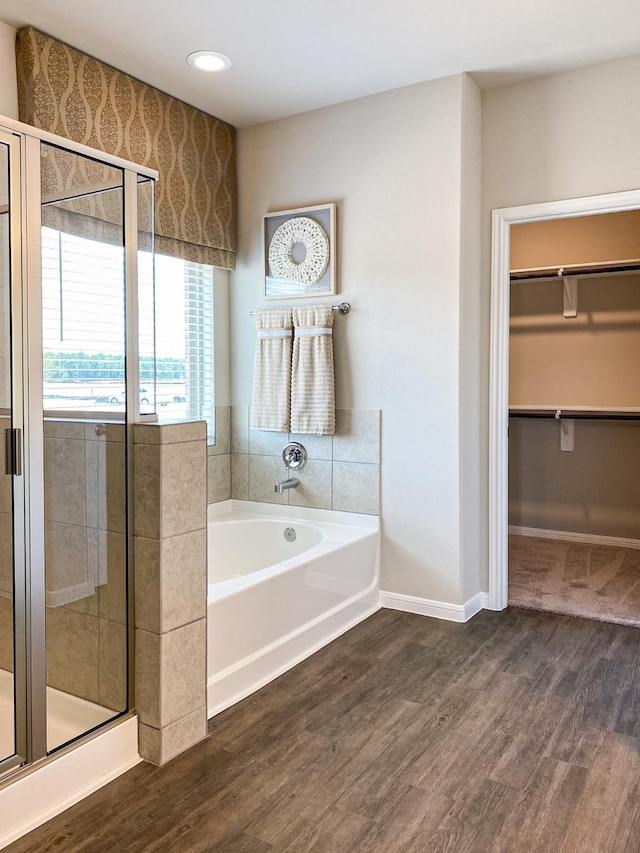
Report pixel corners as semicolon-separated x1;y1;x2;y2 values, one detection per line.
488;188;640;610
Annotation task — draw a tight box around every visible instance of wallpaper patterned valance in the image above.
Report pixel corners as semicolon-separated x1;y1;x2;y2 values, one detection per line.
16;26;237;270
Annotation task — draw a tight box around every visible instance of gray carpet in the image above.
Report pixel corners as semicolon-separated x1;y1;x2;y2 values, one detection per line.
509;534;640;626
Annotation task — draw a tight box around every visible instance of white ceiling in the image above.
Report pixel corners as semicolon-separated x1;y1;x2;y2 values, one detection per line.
1;0;640;127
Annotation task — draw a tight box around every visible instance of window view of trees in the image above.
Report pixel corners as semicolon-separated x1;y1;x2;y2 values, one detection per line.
42;353;185;383
41;226;215;440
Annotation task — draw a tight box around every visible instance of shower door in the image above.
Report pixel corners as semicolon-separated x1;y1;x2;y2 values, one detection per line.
0;130;27;776
0;117;155;783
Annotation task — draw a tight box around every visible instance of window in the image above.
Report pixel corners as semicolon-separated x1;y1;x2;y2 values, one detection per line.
42;227;216;442
138;252;215;441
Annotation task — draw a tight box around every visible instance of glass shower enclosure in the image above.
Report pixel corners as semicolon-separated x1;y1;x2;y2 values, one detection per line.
0;117;155;778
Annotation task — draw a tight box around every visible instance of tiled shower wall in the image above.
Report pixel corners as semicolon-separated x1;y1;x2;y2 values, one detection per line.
207;406;381;515
0;420;127;711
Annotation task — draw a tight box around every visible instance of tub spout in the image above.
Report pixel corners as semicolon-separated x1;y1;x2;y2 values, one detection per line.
275;477;299;494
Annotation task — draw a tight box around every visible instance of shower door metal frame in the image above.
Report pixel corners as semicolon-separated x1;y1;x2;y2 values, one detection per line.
0;128;28;777
0;116;157;782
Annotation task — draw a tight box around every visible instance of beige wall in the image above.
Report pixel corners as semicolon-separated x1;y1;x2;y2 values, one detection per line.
509;417;640;539
511;211;640;271
459;74;484;601
483;53;640;582
510;274;640;408
233;74;483;604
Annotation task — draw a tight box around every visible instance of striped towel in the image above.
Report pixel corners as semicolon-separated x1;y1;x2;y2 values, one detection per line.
251;309;293;431
291;305;335;435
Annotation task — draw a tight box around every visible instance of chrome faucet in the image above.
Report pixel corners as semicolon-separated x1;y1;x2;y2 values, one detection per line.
274;476;299;494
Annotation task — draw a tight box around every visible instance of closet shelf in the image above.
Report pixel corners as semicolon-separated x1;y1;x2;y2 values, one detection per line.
510;259;640;282
509;405;640;421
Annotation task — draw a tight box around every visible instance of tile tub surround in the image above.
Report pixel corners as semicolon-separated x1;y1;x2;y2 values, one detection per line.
133;420;208;766
229;406;381;514
207;405;231;504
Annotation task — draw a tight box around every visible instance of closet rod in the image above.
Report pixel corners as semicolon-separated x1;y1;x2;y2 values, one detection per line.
510;261;640;282
509;409;640;421
250;302;351;317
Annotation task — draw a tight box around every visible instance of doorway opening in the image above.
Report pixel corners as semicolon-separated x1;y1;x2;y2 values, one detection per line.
489;189;640;624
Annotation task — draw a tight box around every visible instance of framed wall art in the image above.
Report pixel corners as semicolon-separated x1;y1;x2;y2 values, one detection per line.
263;203;336;299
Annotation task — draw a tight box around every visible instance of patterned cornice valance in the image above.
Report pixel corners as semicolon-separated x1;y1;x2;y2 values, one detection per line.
16;26;237;270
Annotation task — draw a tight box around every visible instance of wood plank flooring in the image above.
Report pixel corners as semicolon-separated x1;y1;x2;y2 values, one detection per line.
7;607;640;852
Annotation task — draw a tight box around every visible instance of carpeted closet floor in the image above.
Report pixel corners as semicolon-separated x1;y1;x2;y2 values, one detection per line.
509;535;640;627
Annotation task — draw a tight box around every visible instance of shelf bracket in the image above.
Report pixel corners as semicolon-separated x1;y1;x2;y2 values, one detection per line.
563;275;578;318
559;417;575;452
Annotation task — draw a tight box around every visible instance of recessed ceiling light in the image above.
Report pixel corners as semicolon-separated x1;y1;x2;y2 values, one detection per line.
186;51;231;72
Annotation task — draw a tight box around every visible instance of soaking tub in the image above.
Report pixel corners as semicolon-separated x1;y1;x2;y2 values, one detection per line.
206;500;380;717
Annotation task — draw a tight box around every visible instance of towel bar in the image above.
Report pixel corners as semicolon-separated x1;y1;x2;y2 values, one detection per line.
251;302;350;317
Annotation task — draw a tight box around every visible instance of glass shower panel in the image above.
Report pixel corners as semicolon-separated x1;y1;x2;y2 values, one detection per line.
0;141;16;765
137;177;155;416
40;143;128;752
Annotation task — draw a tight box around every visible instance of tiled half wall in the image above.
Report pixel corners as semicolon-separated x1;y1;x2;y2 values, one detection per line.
133;421;208;765
207;407;381;515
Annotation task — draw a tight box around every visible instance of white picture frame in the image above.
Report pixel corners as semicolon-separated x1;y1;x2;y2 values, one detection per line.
262;203;337;299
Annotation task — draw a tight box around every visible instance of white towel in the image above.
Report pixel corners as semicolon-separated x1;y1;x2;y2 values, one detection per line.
251;309;293;431
291;305;335;435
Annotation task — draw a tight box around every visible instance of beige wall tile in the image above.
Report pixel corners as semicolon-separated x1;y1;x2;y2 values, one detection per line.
209;406;230;455
103;424;126;443
207;454;231;504
133;443;161;539
99;619;127;712
98;532;127;624
249;455;290;505
231;453;249;500
0;470;11;513
104;441;126;534
160;619;206;727
288;459;332;510
84;437;99;529
250;426;288;457
158;706;207;765
135;628;160;728
332;462;380;515
230;406;249;453
134;537;161;634
45;521;92;601
333;409;381;464
138;723;161;765
139;707;208;766
161;441;207;538
46;607;100;703
0;595;13;672
288;432;333;461
161;529;207;633
44;437;87;526
134;421;207;445
44;421;86;440
61;589;99;617
0;511;12;597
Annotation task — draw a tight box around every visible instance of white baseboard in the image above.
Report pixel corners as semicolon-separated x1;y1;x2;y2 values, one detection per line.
380;590;489;623
509;526;640;551
0;716;141;850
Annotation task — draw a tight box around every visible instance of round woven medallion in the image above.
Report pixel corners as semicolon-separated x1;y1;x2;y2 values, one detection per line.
268;216;330;284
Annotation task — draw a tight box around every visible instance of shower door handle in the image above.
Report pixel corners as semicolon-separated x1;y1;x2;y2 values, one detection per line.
4;428;22;476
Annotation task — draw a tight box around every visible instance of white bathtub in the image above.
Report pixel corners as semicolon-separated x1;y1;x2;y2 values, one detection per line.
206;500;380;717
